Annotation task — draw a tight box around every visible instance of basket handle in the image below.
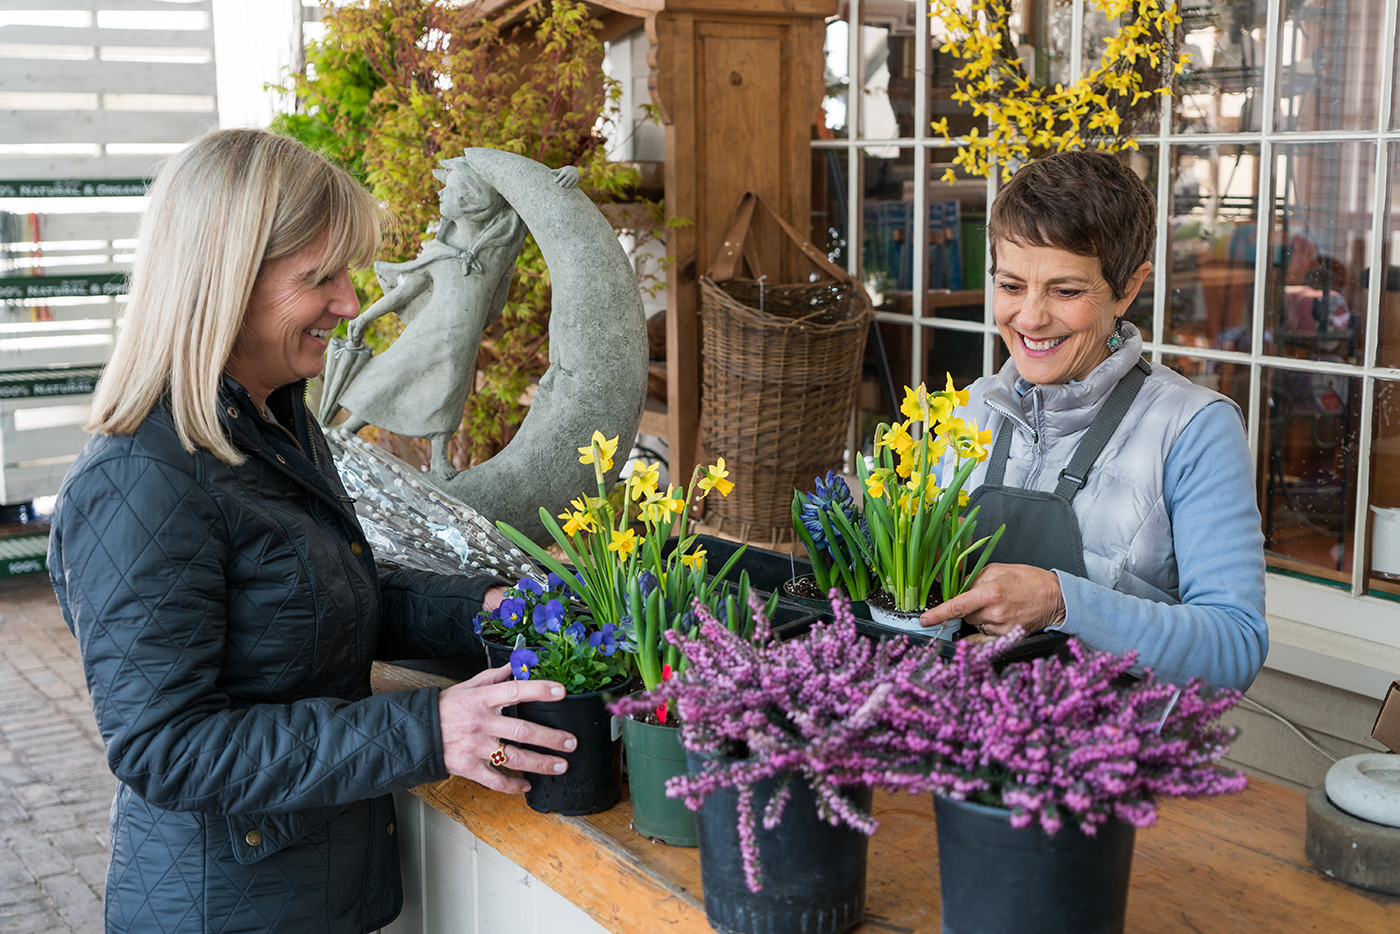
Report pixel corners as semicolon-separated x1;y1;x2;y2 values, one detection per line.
708;191;851;285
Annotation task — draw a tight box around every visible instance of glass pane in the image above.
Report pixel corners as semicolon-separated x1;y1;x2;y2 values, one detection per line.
1274;0;1387;133
1369;379;1400;598
1378;141;1400;368
1163;352;1250;416
1265;142;1376;367
1119;146;1159;338
925;146;986;297
1260;366;1361;583
860;148;915;311
858;1;918;140
1394;12;1400;131
924;325;985;393
927;32;987;142
1167;143;1262;352
821;19;849;138
1175;1;1267;134
863;321;913;453
811;147;850;271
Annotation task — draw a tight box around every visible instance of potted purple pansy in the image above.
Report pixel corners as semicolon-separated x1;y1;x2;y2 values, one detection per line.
473;572;585;667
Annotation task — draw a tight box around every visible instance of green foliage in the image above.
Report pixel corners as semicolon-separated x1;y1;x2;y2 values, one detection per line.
274;0;651;467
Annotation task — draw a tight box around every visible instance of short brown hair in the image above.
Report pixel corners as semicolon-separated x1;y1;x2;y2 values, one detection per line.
987;150;1156;300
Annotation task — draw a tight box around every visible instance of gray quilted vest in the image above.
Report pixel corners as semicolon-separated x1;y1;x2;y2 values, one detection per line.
956;323;1236;603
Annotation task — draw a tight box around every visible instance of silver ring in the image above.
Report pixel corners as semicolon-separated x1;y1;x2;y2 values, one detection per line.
489;741;508;767
977;624;986;635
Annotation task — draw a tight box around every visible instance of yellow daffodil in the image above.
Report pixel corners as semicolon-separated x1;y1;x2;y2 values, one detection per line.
681;546;707;571
661;485;686;517
945;417;993;462
558;508;595;538
865;467;895;499
577;430;619;474
895;446;918;479
942;373;970;409
698;458;735;498
607;528;638;560
879;420;916;458
900;384;931;423
958;489;970;508
626;461;660;502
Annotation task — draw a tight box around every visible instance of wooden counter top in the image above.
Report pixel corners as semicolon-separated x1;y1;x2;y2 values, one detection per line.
374;663;1400;933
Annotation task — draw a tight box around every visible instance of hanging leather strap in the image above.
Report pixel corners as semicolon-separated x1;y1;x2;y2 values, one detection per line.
707;190;853;285
983;356;1152;501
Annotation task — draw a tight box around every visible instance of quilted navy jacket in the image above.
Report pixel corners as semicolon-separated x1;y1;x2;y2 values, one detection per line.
49;378;493;934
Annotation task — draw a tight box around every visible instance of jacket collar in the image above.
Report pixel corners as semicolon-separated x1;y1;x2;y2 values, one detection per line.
983;321;1146;438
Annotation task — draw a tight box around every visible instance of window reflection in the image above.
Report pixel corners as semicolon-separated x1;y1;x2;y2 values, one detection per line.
1377;142;1400;369
1265;143;1376;368
1261;367;1361;581
1166;144;1260;404
1274;0;1387;133
859;1;918;141
1369;380;1400;598
1175;0;1267;134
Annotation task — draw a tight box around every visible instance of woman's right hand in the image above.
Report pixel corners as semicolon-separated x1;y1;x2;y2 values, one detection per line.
438;664;576;794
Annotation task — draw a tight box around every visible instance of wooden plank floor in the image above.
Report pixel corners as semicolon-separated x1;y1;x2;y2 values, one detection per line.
375;663;1400;934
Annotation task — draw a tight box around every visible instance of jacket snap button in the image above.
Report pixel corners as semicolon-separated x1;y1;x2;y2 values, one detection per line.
350;542;363;556
387;822;395;837
226;405;238;419
276;454;286;464
245;830;263;847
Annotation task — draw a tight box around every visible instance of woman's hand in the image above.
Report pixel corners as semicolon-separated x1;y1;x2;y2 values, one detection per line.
481;586;506;613
919;563;1066;637
438;665;576;794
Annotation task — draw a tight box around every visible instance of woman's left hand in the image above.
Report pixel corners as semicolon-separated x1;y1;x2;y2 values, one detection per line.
919;563;1066;637
482;586;506;613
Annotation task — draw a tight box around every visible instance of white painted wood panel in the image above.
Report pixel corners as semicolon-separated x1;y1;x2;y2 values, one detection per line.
0;25;214;49
0;0;213;12
0;156;164;178
3;108;214;144
0;457;74;504
382;792;613;934
0;59;216;95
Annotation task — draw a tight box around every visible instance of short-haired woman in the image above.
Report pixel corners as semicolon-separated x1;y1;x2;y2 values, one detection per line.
48;128;574;934
922;150;1268;691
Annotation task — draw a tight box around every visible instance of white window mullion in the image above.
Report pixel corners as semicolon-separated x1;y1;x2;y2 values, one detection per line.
1246;0;1283;474
846;0;862;281
911;2;930;390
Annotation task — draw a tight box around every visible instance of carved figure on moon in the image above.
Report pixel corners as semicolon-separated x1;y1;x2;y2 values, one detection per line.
326;148;649;543
333;159;577;478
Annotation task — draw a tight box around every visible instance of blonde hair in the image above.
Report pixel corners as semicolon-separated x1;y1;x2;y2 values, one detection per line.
87;128;380;463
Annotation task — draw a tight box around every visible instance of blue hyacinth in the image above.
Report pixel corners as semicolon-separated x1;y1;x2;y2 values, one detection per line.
800;470;867;558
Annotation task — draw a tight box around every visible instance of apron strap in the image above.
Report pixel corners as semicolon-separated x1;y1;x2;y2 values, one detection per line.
1053;356;1152;502
984;410;1016;486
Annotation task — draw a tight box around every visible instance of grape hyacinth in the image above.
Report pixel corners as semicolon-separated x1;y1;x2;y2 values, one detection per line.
611;589;1247;892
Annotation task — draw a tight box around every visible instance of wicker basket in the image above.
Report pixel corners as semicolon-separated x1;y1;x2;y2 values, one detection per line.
699;192;874;540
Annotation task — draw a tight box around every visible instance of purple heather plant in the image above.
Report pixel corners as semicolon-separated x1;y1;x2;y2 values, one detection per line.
612;589;1246;893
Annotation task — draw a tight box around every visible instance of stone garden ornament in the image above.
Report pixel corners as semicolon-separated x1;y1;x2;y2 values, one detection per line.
321;148;648;544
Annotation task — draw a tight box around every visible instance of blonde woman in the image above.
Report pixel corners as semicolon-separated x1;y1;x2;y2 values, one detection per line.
47;128;574;934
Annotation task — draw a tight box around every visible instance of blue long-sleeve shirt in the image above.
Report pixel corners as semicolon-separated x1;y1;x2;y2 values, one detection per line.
1052;400;1268;691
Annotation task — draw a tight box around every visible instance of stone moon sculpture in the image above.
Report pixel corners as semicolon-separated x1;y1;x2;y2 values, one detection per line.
359;148;647;544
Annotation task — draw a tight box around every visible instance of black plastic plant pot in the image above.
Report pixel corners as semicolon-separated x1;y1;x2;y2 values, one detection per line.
516;681;628;816
934;795;1136;934
688;751;872;934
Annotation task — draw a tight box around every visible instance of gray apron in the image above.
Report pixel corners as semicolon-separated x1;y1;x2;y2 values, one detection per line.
965;357;1151;579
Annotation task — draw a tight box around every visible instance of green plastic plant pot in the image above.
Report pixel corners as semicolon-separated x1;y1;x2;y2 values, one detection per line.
621;714;698;846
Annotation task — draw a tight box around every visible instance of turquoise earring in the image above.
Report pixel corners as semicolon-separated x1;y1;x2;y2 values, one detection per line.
1105;320;1124;352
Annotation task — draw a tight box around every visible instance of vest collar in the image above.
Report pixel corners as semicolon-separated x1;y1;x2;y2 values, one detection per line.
983;322;1146;437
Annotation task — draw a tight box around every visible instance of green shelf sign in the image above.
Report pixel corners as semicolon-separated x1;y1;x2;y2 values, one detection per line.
0;274;127;301
0;366;102;400
0;178;150;198
0;534;48;579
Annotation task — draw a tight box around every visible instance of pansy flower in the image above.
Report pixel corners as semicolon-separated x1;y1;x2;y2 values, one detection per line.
498;596;527;629
516;577;544;596
510;646;539;680
546;571;575;598
564;619;586;641
532;598;564;634
588;622;619;656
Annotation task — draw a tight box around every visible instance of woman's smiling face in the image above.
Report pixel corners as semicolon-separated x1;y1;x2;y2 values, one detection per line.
992;239;1151;385
226;231;360;410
